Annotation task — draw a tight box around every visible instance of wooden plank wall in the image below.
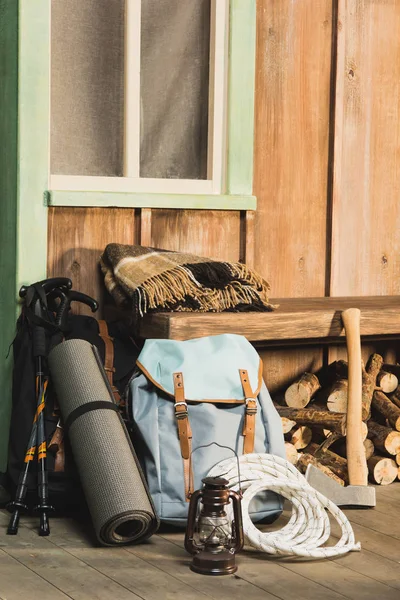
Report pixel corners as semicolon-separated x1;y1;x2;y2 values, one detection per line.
253;0;333;391
48;0;400;393
330;0;400;297
47;207;137;315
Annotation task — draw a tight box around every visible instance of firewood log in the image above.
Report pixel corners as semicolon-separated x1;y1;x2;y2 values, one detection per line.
360;421;368;442
367;456;398;485
284;373;321;408
291;426;312;450
367;420;400;455
371;406;391;427
390;386;400;410
364;439;375;460
317;431;343;451
285;442;299;465
306;443;348;483
323;422;367;443
325;379;348;414
332;438;374;461
376;370;398;394
311;427;330;444
275;406;347;435
314;359;348;389
395;452;400;467
281;417;297;434
334;359;349;379
382;363;400;379
297;453;345;486
363;439;375;460
371;390;400;431
361;354;384;420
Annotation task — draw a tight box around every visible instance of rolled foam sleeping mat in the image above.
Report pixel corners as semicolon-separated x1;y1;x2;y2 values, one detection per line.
48;338;159;545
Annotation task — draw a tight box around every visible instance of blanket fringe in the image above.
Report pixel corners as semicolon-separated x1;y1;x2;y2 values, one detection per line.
134;263;275;316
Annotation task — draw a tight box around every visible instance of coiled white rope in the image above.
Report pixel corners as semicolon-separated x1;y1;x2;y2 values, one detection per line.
207;453;361;559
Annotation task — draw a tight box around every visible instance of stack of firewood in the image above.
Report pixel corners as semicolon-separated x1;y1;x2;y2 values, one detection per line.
274;355;400;486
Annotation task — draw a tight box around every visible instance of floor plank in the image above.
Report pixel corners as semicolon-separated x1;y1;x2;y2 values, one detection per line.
372;482;400;514
159;531;348;600
374;482;400;499
0;513;142;600
1;481;400;600
278;556;400;600
330;544;400;591
24;516;217;600
343;507;400;540
126;534;278;600
0;547;71;600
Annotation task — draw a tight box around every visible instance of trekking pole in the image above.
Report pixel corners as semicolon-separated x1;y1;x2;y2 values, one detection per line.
7;278;71;535
30;294;54;536
34;373;52;535
6;380;47;535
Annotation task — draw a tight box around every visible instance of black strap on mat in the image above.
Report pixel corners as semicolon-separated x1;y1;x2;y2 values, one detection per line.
64;401;120;434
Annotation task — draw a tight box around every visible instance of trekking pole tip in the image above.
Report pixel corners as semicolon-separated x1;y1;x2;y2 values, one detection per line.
39;511;50;536
6;509;21;535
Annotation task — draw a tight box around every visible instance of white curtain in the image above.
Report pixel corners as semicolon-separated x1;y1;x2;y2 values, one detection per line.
51;0;211;180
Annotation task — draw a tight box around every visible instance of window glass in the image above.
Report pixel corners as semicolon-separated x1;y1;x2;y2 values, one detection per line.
50;0;211;181
50;0;125;176
139;0;211;180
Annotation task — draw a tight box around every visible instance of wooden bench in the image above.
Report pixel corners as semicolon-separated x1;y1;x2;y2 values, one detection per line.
140;296;400;347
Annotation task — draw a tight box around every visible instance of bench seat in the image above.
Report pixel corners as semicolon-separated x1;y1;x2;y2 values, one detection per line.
139;296;400;347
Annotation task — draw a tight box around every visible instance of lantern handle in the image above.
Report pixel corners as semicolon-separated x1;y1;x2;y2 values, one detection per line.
190;442;242;497
184;489;203;555
229;490;245;552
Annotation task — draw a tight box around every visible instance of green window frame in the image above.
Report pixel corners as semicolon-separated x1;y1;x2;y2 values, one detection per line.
48;0;257;210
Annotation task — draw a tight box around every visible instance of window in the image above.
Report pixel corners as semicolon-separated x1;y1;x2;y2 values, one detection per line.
43;0;256;209
50;0;228;195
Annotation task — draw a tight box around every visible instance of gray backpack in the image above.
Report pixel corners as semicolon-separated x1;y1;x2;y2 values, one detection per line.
126;333;285;525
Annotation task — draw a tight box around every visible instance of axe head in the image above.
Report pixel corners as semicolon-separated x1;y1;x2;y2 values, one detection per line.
305;464;376;507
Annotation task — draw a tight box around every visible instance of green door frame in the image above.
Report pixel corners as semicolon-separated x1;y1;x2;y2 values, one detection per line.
0;0;49;471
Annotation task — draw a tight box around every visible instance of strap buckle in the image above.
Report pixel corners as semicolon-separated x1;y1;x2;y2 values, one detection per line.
175;401;188;419
245;398;257;415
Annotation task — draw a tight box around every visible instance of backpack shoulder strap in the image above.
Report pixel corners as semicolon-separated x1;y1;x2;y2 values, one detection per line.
239;369;258;454
98;320;121;405
173;372;193;501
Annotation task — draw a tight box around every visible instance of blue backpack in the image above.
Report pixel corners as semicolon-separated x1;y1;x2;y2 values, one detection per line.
126;334;285;525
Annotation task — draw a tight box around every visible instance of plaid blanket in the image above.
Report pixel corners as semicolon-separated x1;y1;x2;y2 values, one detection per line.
100;244;275;319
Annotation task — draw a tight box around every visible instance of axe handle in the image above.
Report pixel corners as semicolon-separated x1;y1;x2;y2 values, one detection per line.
342;308;368;486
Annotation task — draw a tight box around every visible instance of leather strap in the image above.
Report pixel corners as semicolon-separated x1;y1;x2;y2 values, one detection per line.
54;439;65;473
183;456;194;502
173;372;193;501
173;373;192;460
48;420;65;472
239;369;257;454
98;320;121;405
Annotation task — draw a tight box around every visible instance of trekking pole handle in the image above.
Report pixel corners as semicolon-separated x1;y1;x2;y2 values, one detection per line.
19;277;72;299
48;289;98;330
68;291;99;313
47;288;69;327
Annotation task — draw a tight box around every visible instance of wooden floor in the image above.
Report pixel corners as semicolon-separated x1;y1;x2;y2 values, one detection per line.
1;484;400;600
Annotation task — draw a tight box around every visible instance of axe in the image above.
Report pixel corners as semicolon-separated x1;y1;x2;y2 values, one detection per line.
305;308;376;507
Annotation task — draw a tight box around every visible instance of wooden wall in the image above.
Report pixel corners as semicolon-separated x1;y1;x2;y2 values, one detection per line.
48;0;400;393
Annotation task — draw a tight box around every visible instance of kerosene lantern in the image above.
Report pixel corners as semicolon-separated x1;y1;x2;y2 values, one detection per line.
184;476;244;576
